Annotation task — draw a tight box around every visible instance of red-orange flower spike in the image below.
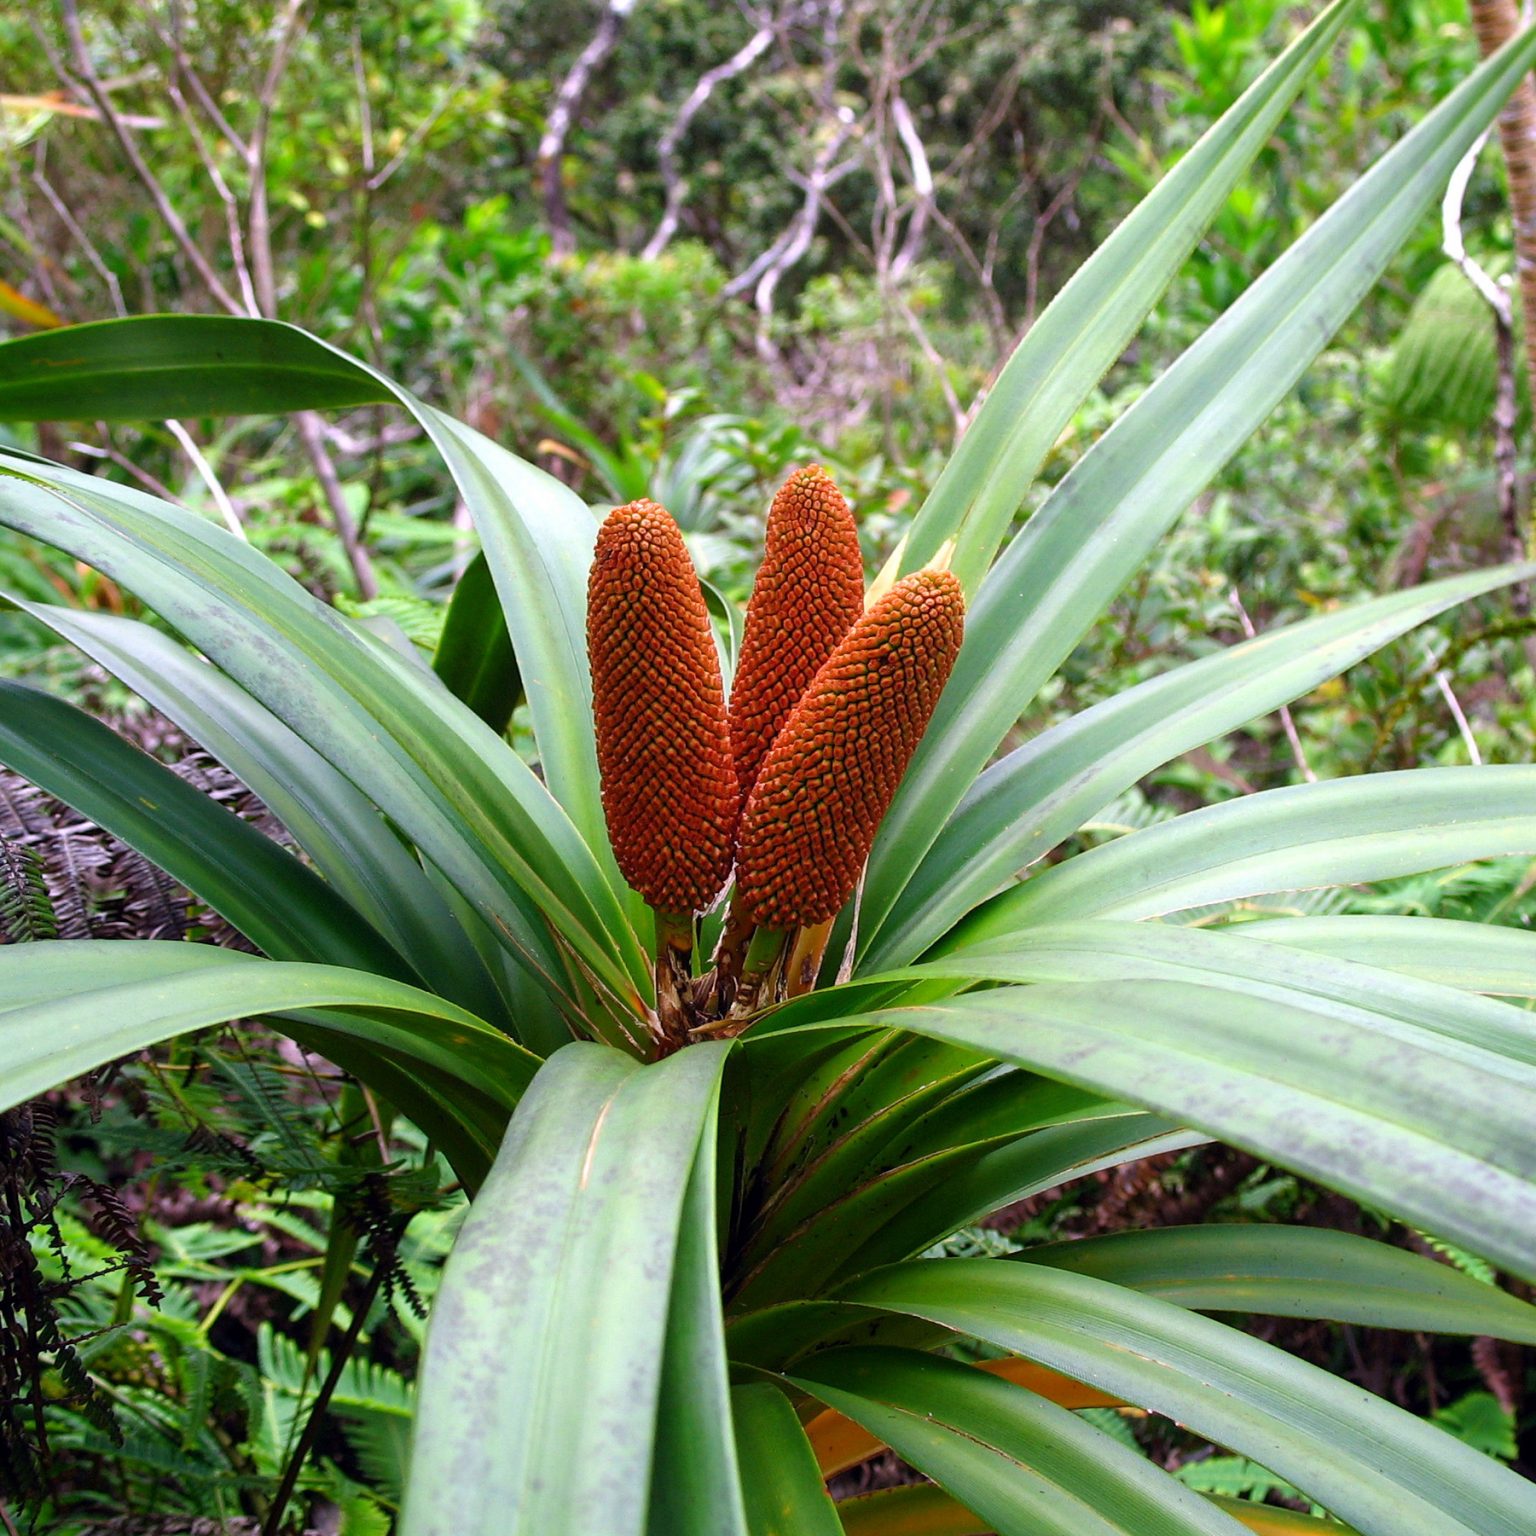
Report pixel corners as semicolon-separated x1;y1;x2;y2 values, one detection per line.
587;499;738;913
729;465;864;802
735;568;965;929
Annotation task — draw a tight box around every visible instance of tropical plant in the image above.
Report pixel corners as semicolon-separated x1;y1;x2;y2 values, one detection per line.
5;5;1536;1532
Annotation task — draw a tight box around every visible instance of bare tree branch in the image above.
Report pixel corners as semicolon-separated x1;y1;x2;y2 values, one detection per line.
1230;586;1316;783
164;76;261;315
536;0;641;256
143;4;250;158
887;95;932;281
641;9;780;260
32;168;125;316
742;109;856;360
1442;124;1536;669
57;0;243;315
165;417;246;539
295;412;377;598
248;0;308;319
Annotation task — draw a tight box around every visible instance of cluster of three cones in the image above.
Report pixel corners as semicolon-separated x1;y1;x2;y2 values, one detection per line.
586;465;964;1017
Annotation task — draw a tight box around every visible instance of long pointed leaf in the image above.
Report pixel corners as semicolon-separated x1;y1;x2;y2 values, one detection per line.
789;1347;1240;1536
842;981;1536;1283
0;679;406;978
928;919;1536;1073
864;24;1536;950
0;941;535;1184
839;1261;1536;1536
0;316;618;891
647;1086;749;1536
0;456;648;1030
4;597;509;1026
865;564;1536;968
1250;912;1536;995
732;1384;844;1536
897;0;1359;588
401;1041;731;1536
1021;1225;1536;1341
955;766;1536;943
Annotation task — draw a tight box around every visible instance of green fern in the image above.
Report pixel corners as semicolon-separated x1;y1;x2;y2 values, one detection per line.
1387;259;1526;433
1431;1391;1517;1461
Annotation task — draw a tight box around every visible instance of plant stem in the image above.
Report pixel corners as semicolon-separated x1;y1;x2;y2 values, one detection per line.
785;919;834;997
263;1256;387;1536
652;908;698;1052
726;926;790;1022
710;893;757;1007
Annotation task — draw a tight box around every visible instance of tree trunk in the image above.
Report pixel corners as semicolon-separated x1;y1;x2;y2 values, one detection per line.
1471;1;1536;430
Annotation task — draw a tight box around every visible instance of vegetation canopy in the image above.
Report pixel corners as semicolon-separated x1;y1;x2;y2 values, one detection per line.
5;4;1536;1533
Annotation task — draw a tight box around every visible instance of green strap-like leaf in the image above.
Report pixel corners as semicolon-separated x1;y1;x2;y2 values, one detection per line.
0;941;533;1185
418;403;628;917
826;1116;1202;1298
401;1041;732;1536
0;316;384;418
838;1261;1536;1536
0;456;647;1034
731;1384;844;1536
863;23;1536;953
841;981;1536;1283
647;1088;749;1536
831;1484;1358;1536
789;1347;1240;1536
1020;1226;1536;1342
0;317;620;898
3;598;511;1028
0;679;407;979
864;564;1536;969
953;767;1536;945
897;0;1359;590
732;1103;1195;1313
432;549;522;734
1249;913;1536;996
927;920;1536;1074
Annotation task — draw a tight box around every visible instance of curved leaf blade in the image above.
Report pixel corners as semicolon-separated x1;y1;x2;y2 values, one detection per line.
433;550;522;733
401;1041;731;1536
0;316;623;909
0;678;406;978
848;981;1536;1283
1020;1225;1536;1342
954;767;1536;944
0;456;647;1030
839;1261;1536;1536
790;1347;1240;1536
1249;913;1536;996
732;1383;844;1536
865;564;1536;968
864;24;1536;952
927;919;1536;1074
0;940;534;1183
3;597;508;1025
897;0;1360;588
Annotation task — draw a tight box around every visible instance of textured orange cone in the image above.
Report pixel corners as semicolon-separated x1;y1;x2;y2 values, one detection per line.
729;465;864;802
587;499;738;913
735;568;965;929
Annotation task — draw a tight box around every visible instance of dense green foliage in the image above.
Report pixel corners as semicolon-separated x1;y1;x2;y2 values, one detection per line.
3;3;1536;1533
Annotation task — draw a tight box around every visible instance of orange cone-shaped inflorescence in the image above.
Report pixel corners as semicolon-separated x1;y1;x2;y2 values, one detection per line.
587;499;739;913
734;568;965;929
729;464;865;802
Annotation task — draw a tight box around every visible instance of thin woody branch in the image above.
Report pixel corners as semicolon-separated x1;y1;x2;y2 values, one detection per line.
536;0;640;257
57;0;243;316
